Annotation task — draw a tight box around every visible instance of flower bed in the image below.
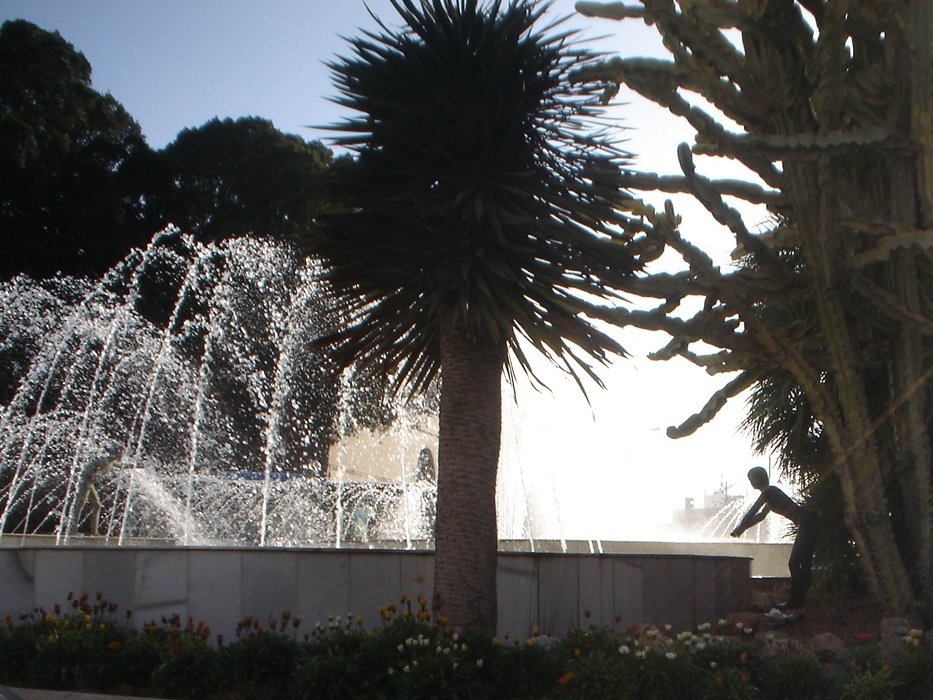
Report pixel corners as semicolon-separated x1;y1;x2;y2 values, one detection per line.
1;592;930;699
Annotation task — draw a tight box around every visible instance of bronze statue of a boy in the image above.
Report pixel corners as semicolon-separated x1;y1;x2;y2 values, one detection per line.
731;466;820;609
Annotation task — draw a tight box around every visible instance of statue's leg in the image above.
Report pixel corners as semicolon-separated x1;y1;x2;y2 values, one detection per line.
786;517;819;607
87;484;101;537
71;488;88;536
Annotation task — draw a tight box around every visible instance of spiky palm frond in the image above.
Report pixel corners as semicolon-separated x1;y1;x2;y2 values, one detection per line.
743;369;830;483
310;0;639;394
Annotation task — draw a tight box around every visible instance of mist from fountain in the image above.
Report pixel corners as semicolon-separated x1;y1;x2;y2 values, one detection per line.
697;497;771;542
0;229;437;547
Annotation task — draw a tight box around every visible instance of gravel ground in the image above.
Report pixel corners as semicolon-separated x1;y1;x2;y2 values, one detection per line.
752;579;886;646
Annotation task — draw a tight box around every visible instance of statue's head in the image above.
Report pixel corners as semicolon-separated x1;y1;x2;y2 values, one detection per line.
747;466;769;489
91;446;124;472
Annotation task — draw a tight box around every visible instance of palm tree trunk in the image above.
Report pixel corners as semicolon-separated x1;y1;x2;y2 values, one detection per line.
432;311;505;632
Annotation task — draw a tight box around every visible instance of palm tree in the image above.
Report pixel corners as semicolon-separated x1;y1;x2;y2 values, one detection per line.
309;0;641;631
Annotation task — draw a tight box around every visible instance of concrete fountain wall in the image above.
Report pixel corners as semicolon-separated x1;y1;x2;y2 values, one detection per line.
0;541;763;640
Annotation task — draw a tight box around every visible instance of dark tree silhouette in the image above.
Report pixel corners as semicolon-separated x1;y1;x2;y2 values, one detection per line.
0;20;151;279
144;117;334;242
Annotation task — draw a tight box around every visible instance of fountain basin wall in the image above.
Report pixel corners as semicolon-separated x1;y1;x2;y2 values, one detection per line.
0;543;751;639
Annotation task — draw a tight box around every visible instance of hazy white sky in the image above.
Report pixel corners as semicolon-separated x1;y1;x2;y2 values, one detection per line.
1;0;774;539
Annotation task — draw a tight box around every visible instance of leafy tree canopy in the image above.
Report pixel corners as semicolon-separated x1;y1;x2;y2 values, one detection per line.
0;19;151;279
143;116;334;242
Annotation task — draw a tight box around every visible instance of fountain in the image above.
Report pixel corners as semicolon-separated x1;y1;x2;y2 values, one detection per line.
0;229;437;547
0;230;772;638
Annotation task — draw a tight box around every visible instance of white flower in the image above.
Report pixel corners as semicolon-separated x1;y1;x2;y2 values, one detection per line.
618;644;631;655
397;644;404;652
635;650;647;659
436;646;442;653
718;619;728;626
665;652;677;660
710;661;718;669
412;660;418;667
403;665;410;673
443;647;450;655
766;633;775;641
743;626;753;635
646;629;657;638
664;624;672;632
697;622;711;632
388;667;395;675
452;632;459;641
452;662;458;670
476;658;484;668
695;642;707;651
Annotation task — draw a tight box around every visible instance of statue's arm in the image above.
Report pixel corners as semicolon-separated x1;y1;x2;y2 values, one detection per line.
730;495;769;536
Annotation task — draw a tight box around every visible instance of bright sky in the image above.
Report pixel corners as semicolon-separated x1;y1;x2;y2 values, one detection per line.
0;0;776;540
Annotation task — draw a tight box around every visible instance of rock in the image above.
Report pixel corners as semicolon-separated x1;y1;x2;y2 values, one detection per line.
880;617;910;660
880;617;909;639
808;632;849;663
753;629;803;659
770;636;808;658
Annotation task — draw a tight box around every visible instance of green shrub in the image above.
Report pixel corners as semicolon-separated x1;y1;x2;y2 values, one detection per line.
891;645;933;699
0;614;41;685
296;597;487;699
757;649;833;700
489;640;564;698
142;613;224;699
221;612;306;698
10;593;135;692
3;593;933;699
837;666;901;700
295;614;376;698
